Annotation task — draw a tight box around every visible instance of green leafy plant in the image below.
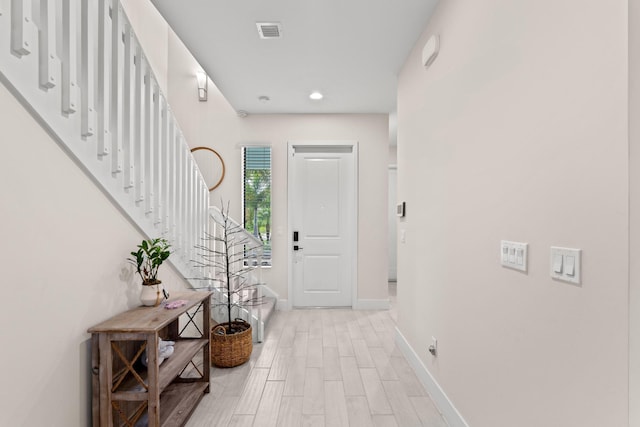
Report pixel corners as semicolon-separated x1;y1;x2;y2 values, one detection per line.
128;238;171;286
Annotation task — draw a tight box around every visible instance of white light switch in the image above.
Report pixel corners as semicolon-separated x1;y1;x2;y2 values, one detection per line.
501;240;528;272
553;254;563;274
565;256;575;276
550;247;581;285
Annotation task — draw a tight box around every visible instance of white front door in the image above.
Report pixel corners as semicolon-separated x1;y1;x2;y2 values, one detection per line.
288;143;357;307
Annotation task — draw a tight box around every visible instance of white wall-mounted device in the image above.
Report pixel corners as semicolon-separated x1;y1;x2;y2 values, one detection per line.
501;240;528;272
550;246;581;285
422;35;440;68
396;201;405;217
196;71;208;102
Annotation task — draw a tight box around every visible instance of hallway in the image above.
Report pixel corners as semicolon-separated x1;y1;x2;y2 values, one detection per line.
186;284;447;426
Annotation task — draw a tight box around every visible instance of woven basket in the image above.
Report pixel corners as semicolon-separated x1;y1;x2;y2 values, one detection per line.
210;320;253;368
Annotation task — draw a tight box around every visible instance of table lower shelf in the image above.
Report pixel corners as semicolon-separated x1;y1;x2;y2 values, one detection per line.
161;382;209;427
133;381;209;427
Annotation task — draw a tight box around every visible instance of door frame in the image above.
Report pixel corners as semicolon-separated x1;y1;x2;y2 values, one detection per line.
388;164;398;282
287;140;359;309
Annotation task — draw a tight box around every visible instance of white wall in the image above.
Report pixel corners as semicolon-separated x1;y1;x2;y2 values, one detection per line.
629;1;640;424
397;0;628;426
164;30;390;305
0;81;188;425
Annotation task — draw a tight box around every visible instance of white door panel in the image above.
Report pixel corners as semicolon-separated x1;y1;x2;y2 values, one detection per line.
304;255;340;292
304;158;340;237
289;143;356;307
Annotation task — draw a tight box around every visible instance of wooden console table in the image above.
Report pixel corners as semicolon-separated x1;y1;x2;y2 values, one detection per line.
88;291;212;426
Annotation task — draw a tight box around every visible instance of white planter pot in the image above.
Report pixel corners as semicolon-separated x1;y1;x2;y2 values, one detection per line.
140;283;163;307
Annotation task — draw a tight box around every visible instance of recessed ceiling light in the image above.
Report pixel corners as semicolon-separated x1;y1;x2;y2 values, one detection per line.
309;91;323;100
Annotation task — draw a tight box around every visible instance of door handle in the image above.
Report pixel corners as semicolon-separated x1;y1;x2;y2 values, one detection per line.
293;245;303;251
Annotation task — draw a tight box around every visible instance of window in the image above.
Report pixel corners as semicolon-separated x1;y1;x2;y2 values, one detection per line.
242;146;272;266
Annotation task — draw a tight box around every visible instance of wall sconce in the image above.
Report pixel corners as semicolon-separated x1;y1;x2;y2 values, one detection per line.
196;71;208;102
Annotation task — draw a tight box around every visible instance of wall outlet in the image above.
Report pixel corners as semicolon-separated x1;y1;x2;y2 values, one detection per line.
429;336;438;356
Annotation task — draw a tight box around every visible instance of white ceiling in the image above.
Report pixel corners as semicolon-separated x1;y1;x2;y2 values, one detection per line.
150;0;439;115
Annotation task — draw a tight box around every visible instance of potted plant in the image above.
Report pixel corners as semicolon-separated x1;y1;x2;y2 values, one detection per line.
128;237;171;306
193;202;262;367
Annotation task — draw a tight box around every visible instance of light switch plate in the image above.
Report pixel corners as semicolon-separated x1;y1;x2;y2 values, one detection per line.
550;247;581;285
501;240;528;272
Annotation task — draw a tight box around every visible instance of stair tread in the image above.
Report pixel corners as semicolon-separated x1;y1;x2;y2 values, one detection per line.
260;296;277;324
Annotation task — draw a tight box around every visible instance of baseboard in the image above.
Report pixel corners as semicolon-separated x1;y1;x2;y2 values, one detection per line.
394;327;470;427
276;298;389;311
353;298;390;310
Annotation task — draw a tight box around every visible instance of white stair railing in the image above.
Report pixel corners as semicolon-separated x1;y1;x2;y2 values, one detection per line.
0;0;209;281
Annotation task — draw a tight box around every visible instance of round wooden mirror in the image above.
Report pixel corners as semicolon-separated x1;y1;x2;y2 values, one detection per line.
190;146;225;191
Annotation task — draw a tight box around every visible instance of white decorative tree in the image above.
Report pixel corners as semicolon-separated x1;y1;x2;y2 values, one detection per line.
192;201;263;334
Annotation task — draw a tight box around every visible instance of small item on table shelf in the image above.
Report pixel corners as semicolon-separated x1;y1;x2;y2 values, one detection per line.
142;338;175;367
164;299;188;309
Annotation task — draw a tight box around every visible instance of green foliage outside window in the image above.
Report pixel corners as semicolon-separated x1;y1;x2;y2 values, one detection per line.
243;147;271;265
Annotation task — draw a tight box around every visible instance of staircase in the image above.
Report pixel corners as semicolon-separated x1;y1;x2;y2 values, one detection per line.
0;0;210;281
200;206;277;343
0;1;275;332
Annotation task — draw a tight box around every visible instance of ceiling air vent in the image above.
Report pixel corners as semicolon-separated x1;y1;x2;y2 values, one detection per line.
256;22;282;39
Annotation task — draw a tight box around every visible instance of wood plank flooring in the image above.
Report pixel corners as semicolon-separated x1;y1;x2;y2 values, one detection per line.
187;285;447;427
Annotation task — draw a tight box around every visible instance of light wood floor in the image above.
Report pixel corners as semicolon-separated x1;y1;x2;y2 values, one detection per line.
187;284;448;427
